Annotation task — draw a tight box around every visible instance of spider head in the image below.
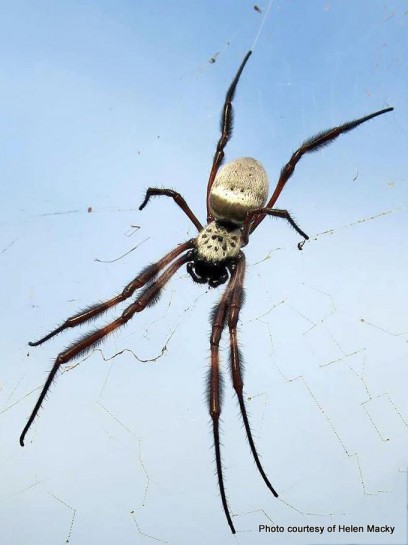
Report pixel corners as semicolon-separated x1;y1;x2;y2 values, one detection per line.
189;221;242;287
187;256;230;288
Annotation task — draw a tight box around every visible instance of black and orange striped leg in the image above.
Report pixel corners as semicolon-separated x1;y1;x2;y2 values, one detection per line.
228;253;278;497
20;251;193;447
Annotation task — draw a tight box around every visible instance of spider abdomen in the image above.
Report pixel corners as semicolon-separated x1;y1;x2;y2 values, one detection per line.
209;157;269;225
196;221;241;263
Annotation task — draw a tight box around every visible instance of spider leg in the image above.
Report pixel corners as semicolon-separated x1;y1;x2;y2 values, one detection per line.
228;253;278;497
209;263;239;534
250;106;394;233
241;207;309;247
206;51;252;222
20;251;193;447
29;239;195;346
139;188;203;231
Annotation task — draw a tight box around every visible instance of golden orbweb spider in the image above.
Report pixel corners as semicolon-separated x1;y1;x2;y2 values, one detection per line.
22;50;393;534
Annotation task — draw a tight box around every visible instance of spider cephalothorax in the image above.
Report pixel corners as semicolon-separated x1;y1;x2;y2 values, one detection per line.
22;50;393;534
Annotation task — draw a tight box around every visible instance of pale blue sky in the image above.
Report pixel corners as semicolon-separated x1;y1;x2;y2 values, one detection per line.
0;1;407;544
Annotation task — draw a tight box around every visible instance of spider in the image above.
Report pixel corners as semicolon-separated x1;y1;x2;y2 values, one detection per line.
22;50;393;534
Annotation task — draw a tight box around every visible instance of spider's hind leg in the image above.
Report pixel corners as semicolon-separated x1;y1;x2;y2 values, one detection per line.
250;106;394;233
206;51;252;222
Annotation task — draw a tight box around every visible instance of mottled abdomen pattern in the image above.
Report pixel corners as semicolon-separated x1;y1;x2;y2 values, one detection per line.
209;157;269;225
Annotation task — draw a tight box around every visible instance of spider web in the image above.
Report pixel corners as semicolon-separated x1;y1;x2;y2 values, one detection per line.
1;1;407;544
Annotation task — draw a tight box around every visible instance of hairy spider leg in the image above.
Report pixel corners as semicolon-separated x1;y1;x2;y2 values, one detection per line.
28;240;195;347
227;253;279;499
21;251;193;446
139;188;203;231
250;107;394;234
206;51;252;222
209;264;239;534
241;207;309;247
210;254;280;533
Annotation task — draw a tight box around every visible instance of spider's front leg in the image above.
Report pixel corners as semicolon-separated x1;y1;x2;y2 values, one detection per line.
228;253;278;497
20;250;193;447
29;240;194;347
209;264;238;534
